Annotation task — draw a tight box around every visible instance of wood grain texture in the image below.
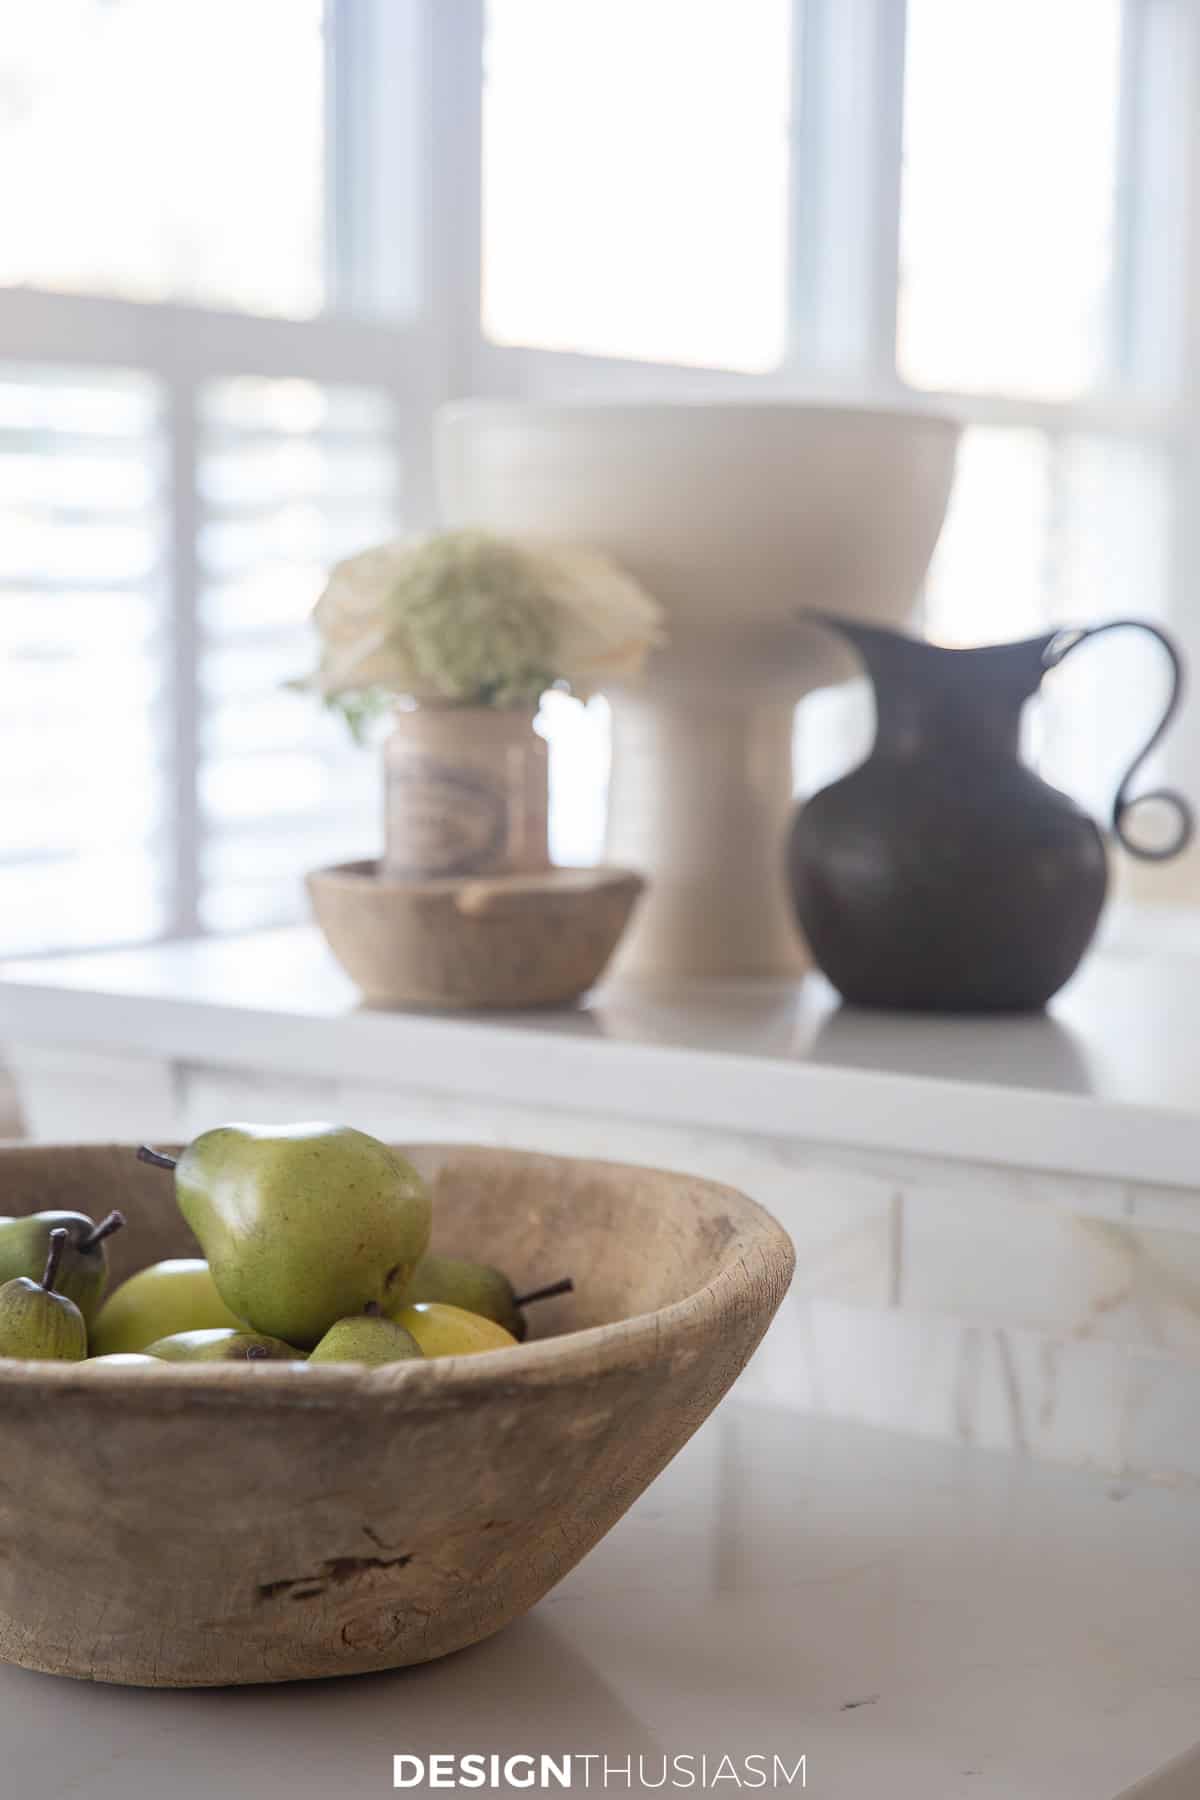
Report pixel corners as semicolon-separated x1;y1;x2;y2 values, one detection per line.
308;860;644;1008
0;1140;794;1687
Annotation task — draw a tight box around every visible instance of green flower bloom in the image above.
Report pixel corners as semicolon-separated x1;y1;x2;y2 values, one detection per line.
293;527;665;733
394;531;558;708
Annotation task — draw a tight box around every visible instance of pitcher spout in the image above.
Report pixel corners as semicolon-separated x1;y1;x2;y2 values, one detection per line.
799;610;1065;757
801;610;1060;705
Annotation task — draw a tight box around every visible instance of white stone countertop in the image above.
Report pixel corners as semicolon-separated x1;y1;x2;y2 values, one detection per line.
4;911;1200;1188
1;1401;1197;1800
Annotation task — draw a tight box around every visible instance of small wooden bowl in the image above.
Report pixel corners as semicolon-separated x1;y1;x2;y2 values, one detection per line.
308;860;645;1009
0;1141;794;1687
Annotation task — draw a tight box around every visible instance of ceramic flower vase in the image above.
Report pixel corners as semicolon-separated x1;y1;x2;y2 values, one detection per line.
382;706;550;881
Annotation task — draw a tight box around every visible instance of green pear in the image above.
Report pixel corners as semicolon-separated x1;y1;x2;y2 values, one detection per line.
90;1258;245;1355
0;1229;87;1361
400;1254;524;1337
397;1254;574;1342
309;1307;424;1366
138;1125;432;1349
0;1209;125;1326
144;1328;302;1363
392;1302;518;1357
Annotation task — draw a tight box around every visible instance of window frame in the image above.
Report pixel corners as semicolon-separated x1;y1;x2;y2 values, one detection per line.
0;0;449;949
462;0;1197;422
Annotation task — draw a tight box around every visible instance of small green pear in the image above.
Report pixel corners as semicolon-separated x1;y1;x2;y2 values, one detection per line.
0;1229;88;1361
398;1255;574;1342
90;1258;245;1355
392;1302;519;1357
0;1209;125;1326
137;1125;432;1349
309;1306;424;1366
401;1254;524;1337
144;1328;302;1363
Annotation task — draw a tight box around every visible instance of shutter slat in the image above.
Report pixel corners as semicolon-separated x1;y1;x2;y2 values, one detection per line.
194;376;401;935
0;364;168;955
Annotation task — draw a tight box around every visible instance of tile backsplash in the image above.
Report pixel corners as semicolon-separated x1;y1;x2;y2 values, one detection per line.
12;1043;1200;1486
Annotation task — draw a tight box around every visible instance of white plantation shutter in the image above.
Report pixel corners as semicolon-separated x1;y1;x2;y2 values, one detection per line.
195;378;402;933
0;0;436;959
0;365;170;954
0;365;408;957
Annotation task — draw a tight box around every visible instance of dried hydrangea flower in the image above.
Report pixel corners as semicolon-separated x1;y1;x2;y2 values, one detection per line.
296;529;664;728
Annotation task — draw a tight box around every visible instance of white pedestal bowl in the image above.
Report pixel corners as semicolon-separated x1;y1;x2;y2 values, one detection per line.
436;402;960;983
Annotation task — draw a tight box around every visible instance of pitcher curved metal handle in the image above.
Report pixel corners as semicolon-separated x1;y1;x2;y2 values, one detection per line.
1044;619;1195;862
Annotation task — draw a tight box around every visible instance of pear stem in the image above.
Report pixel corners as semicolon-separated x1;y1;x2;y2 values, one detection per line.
80;1210;125;1252
512;1277;575;1309
42;1228;68;1295
136;1145;177;1172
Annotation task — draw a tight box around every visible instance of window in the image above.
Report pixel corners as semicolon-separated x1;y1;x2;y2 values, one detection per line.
0;366;167;954
482;0;793;370
897;0;1125;399
0;0;326;317
3;0;1199;960
0;0;424;958
477;0;1197;889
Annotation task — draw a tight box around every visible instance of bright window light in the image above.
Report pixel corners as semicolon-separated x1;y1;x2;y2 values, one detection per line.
0;0;326;316
898;0;1124;398
482;0;792;371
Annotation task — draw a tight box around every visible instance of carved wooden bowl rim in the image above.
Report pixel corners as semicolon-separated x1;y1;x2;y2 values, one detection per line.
307;859;646;901
0;1143;795;1413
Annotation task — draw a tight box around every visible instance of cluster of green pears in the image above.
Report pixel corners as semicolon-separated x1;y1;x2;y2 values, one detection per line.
0;1211;124;1361
0;1124;571;1368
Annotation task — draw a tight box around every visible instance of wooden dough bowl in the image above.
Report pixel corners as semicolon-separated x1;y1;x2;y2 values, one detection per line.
0;1141;794;1687
307;860;645;1009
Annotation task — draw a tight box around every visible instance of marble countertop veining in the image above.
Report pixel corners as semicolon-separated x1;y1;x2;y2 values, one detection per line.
5;911;1200;1185
3;1403;1199;1800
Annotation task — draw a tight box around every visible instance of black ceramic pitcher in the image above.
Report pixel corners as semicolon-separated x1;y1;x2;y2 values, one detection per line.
787;614;1194;1013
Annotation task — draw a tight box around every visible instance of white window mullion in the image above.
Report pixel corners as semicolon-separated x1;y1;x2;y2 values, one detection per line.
1159;0;1200;820
164;379;202;939
1110;0;1150;385
328;0;460;526
784;0;820;357
326;0;431;325
322;0;359;315
863;0;907;383
1114;0;1195;395
785;0;908;384
429;0;484;398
